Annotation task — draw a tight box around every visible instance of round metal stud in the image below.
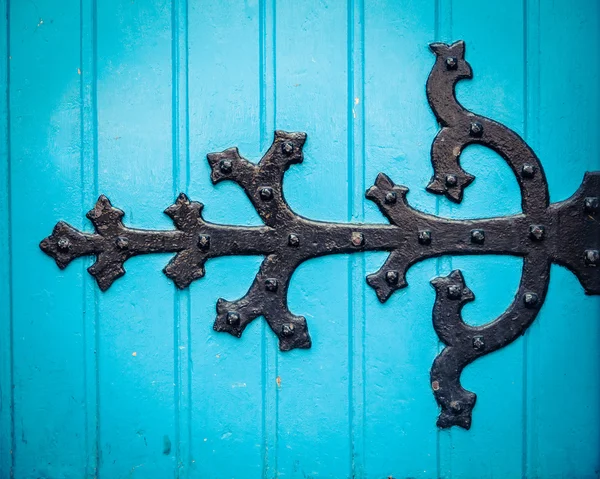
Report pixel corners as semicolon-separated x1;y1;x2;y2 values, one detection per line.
472;336;485;351
288;234;300;247
351;232;365;247
523;292;539;308
447;284;462;300
584;196;599;215
445;174;458;187
281;323;295;337
418;230;432;245
521;163;536;178
469;121;483;137
584;249;599;266
385;270;399;285
197;235;210;250
115;236;130;250
265;278;278;292
384;191;397;204
259;187;274;201
529;225;545;241
445;57;458;70
219;159;233;174
226;311;240;326
57;237;71;252
470;229;485;244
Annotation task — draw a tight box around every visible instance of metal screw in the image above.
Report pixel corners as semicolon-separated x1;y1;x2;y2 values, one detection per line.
447;284;462;300
288;234;300;247
446;57;458;70
584;249;599;266
445;174;457;187
384;191;397;204
259;187;274;201
470;229;485;244
469;122;483;137
351;232;365;247
385;270;399;285
418;230;432;245
282;142;294;155
521;163;536;178
281;323;295;337
473;336;485;351
226;312;240;326
219;159;232;174
529;225;545;241
523;292;539;308
265;278;278;292
197;235;210;250
584;197;599;214
449;401;462;413
57;237;71;252
115;236;129;250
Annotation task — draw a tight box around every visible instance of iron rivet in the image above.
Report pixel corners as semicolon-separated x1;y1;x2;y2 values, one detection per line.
351;232;365;247
446;57;458;70
418;230;432;245
259;187;274;201
469;122;483;137
384;191;397;204
219;159;232;174
281;323;295;337
445;174;457;187
288;234;300;247
470;229;485;244
523;292;539;308
450;401;462;412
584;249;599;266
529;225;545;241
197;235;210;250
265;278;278;292
584;197;599;214
521;163;536;178
385;270;399;285
431;380;440;391
282;142;294;155
447;284;462;300
115;236;129;250
57;237;71;252
473;336;485;351
226;312;240;326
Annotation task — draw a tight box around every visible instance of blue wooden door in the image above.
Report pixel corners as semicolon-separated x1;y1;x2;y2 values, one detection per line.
1;0;599;478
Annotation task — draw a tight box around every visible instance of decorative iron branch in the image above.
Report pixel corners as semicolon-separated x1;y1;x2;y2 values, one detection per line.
40;40;599;429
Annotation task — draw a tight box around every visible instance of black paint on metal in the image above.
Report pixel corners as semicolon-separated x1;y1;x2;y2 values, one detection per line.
40;40;600;429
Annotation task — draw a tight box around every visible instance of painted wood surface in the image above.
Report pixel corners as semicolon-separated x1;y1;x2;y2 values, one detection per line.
0;0;598;478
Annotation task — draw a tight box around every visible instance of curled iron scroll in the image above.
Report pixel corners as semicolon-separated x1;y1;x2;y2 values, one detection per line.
40;41;600;429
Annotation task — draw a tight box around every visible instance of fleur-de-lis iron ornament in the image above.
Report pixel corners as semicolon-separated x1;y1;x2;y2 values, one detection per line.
40;41;600;429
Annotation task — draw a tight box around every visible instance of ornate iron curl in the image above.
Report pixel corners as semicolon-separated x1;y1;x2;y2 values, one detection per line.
40;40;600;429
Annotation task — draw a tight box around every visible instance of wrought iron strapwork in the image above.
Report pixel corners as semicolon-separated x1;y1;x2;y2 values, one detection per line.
40;40;600;430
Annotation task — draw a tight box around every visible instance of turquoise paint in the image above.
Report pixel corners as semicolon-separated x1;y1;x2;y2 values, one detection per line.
1;0;599;478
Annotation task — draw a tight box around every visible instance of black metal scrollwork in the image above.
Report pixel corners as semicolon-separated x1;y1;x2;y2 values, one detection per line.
40;40;599;429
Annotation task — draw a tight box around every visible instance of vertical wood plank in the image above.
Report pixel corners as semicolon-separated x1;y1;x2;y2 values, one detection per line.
362;1;439;478
0;0;12;476
80;0;99;476
438;1;527;478
95;1;176;476
348;0;366;476
187;1;264;477
526;1;600;477
171;0;192;476
274;0;351;476
9;1;87;477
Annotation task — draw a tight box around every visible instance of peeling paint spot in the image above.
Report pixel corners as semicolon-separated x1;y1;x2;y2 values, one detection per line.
163;435;171;455
132;351;137;357
276;376;281;388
